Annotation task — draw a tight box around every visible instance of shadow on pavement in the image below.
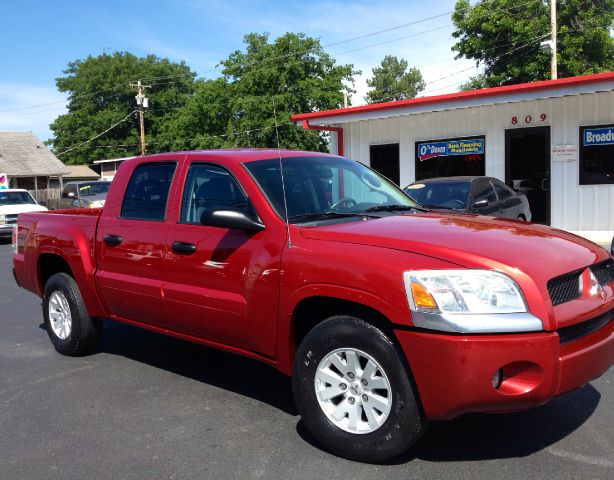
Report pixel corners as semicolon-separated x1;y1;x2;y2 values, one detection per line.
410;384;601;463
95;319;298;416
295;381;601;465
60;318;601;464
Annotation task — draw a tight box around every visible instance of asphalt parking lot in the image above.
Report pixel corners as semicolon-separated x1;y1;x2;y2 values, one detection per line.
0;241;612;479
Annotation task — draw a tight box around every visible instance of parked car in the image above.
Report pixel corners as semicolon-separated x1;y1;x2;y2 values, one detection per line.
47;181;111;210
404;176;532;221
12;150;613;462
0;189;47;238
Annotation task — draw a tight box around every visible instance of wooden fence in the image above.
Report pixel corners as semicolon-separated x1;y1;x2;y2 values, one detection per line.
29;188;61;206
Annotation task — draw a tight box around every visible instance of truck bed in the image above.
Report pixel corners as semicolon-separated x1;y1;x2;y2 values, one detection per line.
13;208;103;306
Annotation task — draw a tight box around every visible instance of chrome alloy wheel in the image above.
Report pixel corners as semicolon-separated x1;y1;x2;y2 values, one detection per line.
48;291;72;340
314;348;392;434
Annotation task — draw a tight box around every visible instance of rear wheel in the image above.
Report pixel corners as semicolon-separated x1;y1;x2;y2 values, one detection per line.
292;315;425;462
42;273;101;356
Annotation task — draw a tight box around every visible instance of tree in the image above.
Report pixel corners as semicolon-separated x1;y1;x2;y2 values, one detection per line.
218;32;358;151
452;0;614;90
365;56;425;103
49;52;196;164
156;78;234;151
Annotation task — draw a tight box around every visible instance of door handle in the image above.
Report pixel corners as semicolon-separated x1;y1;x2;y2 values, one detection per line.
103;234;123;246
172;241;197;254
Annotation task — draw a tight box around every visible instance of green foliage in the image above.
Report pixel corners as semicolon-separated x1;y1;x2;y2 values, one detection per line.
49;52;196;164
50;34;357;161
453;0;614;89
365;56;425;103
156;78;234;151
218;32;358;151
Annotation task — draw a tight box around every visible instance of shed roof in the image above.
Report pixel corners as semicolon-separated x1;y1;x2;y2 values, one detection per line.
292;71;614;126
57;164;100;179
0;132;70;177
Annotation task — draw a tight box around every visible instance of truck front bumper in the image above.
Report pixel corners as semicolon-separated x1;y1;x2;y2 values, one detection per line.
395;315;614;420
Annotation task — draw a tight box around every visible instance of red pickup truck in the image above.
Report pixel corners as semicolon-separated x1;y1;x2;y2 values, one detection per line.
12;150;614;462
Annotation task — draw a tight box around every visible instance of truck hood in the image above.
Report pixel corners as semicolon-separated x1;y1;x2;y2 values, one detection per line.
299;213;609;286
0;204;47;215
80;193;107;203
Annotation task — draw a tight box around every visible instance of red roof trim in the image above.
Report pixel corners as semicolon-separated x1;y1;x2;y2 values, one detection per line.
291;71;614;122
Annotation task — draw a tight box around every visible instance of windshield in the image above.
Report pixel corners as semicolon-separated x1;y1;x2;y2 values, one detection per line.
244;156;419;222
0;191;37;206
78;182;111;196
404;181;470;209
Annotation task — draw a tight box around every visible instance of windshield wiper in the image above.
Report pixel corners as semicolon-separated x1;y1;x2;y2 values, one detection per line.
421;204;457;210
288;212;369;222
365;204;430;212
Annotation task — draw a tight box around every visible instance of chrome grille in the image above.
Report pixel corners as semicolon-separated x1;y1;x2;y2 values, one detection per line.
5;214;18;225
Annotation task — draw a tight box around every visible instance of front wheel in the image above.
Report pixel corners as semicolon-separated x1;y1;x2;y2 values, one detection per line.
42;273;101;356
292;315;426;462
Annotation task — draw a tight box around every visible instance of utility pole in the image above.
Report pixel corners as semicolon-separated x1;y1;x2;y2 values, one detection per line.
550;0;557;80
130;80;151;155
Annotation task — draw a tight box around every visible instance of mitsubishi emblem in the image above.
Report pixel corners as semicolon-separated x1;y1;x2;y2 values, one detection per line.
584;269;606;300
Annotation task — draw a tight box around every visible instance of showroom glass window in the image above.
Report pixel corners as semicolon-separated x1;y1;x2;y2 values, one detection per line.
415;136;485;181
579;124;614;185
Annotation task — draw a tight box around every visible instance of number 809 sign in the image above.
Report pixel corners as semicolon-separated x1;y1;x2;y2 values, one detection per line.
511;113;547;125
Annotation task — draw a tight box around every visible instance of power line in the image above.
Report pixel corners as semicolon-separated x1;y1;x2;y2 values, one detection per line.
420;37;548;95
0;0;542;115
56;110;138;156
51;34;555;157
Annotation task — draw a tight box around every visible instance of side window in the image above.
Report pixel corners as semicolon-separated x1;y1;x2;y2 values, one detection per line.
180;164;246;224
121;163;176;220
63;184;77;197
493;180;513;201
473;180;497;204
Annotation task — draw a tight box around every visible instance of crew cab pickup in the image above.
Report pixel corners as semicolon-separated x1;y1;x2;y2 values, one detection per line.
12;150;614;462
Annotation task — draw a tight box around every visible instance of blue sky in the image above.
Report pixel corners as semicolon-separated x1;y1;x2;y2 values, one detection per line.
0;0;476;141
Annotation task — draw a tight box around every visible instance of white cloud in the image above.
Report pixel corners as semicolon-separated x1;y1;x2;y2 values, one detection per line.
0;84;67;141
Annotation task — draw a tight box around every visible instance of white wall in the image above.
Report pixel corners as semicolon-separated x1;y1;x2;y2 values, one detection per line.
340;91;614;232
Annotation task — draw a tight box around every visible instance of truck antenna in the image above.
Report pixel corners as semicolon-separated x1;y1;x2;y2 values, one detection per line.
272;97;292;249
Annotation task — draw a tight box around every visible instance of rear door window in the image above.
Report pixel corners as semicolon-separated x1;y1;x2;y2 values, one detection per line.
120;163;176;220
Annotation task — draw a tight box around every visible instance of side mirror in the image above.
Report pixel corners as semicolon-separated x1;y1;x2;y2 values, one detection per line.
200;209;265;232
472;199;488;210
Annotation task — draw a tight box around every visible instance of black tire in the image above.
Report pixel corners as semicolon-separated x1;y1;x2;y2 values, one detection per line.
517;215;527;221
292;315;426;462
42;273;101;356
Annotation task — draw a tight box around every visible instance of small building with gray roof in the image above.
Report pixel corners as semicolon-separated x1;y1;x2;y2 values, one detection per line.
0;131;70;190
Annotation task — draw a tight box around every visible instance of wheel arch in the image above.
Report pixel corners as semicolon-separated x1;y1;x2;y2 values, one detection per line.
38;252;74;292
291;296;395;353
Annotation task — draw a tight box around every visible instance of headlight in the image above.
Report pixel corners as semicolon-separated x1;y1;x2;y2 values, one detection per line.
0;214;5;226
89;200;105;208
404;270;542;333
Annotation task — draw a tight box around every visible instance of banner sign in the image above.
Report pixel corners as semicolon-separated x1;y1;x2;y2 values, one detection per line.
417;138;484;161
583;127;614;146
0;173;8;190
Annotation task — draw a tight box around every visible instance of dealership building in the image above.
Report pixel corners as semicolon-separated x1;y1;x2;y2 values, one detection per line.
292;71;614;243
